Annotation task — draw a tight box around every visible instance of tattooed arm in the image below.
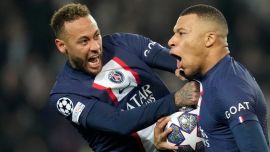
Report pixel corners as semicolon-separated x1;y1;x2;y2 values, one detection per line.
174;81;200;108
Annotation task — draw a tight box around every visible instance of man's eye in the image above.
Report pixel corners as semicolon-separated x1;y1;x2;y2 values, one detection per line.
80;39;88;45
94;33;101;39
179;32;184;35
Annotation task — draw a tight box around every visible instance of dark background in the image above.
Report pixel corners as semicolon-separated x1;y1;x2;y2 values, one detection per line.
0;0;269;151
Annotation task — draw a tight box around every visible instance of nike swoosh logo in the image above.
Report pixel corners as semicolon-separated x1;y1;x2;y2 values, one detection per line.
118;81;131;94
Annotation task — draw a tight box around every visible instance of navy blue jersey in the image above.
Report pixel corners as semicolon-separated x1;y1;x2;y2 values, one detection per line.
49;33;178;152
197;55;269;151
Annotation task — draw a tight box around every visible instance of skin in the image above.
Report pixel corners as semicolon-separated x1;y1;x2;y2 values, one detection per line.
154;13;229;150
169;14;229;79
174;81;200;107
154;116;178;151
154;81;200;151
53;13;200;148
55;15;103;76
53;14;200;108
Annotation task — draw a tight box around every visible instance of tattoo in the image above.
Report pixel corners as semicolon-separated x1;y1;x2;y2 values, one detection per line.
175;81;199;107
181;83;193;99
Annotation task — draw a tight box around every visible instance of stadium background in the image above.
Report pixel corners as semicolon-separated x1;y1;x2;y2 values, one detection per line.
0;0;269;151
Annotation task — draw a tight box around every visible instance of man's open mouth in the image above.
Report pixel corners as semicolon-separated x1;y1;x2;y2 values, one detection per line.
88;55;101;67
171;54;181;61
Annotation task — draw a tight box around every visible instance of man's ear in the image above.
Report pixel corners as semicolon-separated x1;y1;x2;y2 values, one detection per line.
205;32;216;48
55;38;66;54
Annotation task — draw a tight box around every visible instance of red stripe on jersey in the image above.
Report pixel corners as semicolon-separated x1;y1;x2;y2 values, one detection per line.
113;57;141;84
92;83;107;90
106;88;118;105
92;83;118;105
131;132;146;152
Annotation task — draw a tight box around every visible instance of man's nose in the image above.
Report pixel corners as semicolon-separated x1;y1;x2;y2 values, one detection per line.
168;35;176;48
90;40;100;50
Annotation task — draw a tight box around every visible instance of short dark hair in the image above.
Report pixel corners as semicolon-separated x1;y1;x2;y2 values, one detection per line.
180;4;228;32
50;3;90;37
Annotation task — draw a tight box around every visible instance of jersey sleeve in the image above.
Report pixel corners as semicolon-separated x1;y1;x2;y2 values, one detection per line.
216;78;259;129
49;93;178;135
111;33;177;73
232;121;270;152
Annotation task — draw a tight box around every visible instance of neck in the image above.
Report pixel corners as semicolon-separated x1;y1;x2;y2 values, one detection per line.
201;47;230;75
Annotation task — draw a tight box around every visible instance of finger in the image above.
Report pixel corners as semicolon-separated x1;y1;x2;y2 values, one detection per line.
193;81;200;92
175;69;186;81
194;91;200;100
157;116;167;123
158;142;178;151
175;69;180;76
187;81;198;92
155;118;172;142
155;117;171;136
160;116;171;126
161;127;173;138
186;81;195;89
191;97;199;105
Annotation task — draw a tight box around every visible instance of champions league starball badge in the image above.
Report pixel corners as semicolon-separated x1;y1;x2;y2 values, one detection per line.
56;97;74;117
108;70;125;83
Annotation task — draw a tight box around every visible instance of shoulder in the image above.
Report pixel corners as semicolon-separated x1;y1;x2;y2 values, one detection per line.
217;62;254;97
215;69;253;100
212;68;256;118
103;32;149;45
210;56;253;92
50;64;95;97
103;32;144;39
206;57;255;104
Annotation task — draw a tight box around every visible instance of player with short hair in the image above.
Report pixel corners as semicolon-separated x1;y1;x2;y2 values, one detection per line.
49;3;199;152
154;4;269;152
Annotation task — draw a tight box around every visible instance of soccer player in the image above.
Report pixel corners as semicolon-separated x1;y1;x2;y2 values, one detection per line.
154;4;269;152
48;3;200;152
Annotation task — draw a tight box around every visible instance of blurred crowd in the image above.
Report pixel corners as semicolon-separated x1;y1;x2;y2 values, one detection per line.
0;0;269;151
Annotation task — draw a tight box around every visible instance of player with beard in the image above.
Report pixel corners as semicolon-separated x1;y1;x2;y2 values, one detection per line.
49;3;200;152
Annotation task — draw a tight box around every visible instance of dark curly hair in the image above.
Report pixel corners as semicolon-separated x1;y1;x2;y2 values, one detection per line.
50;3;90;37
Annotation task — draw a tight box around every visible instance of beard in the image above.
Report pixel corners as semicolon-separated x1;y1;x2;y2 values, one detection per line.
68;55;102;76
69;56;85;71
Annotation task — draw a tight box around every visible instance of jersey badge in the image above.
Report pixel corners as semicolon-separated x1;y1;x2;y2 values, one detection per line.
108;70;125;83
72;102;85;124
56;97;74;117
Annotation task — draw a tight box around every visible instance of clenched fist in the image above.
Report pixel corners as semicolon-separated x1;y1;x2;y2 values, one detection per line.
174;81;200;108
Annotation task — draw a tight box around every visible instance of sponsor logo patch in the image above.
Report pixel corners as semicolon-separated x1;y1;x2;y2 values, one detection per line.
72;102;85;124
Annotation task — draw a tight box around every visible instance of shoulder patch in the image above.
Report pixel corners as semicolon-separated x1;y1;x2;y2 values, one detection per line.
56;97;74;116
72;102;86;124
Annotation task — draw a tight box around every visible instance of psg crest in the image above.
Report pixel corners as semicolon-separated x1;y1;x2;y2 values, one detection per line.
108;70;125;83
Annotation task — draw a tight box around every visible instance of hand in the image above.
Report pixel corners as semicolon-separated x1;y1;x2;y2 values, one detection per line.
174;81;200;108
175;69;187;81
154;116;178;151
